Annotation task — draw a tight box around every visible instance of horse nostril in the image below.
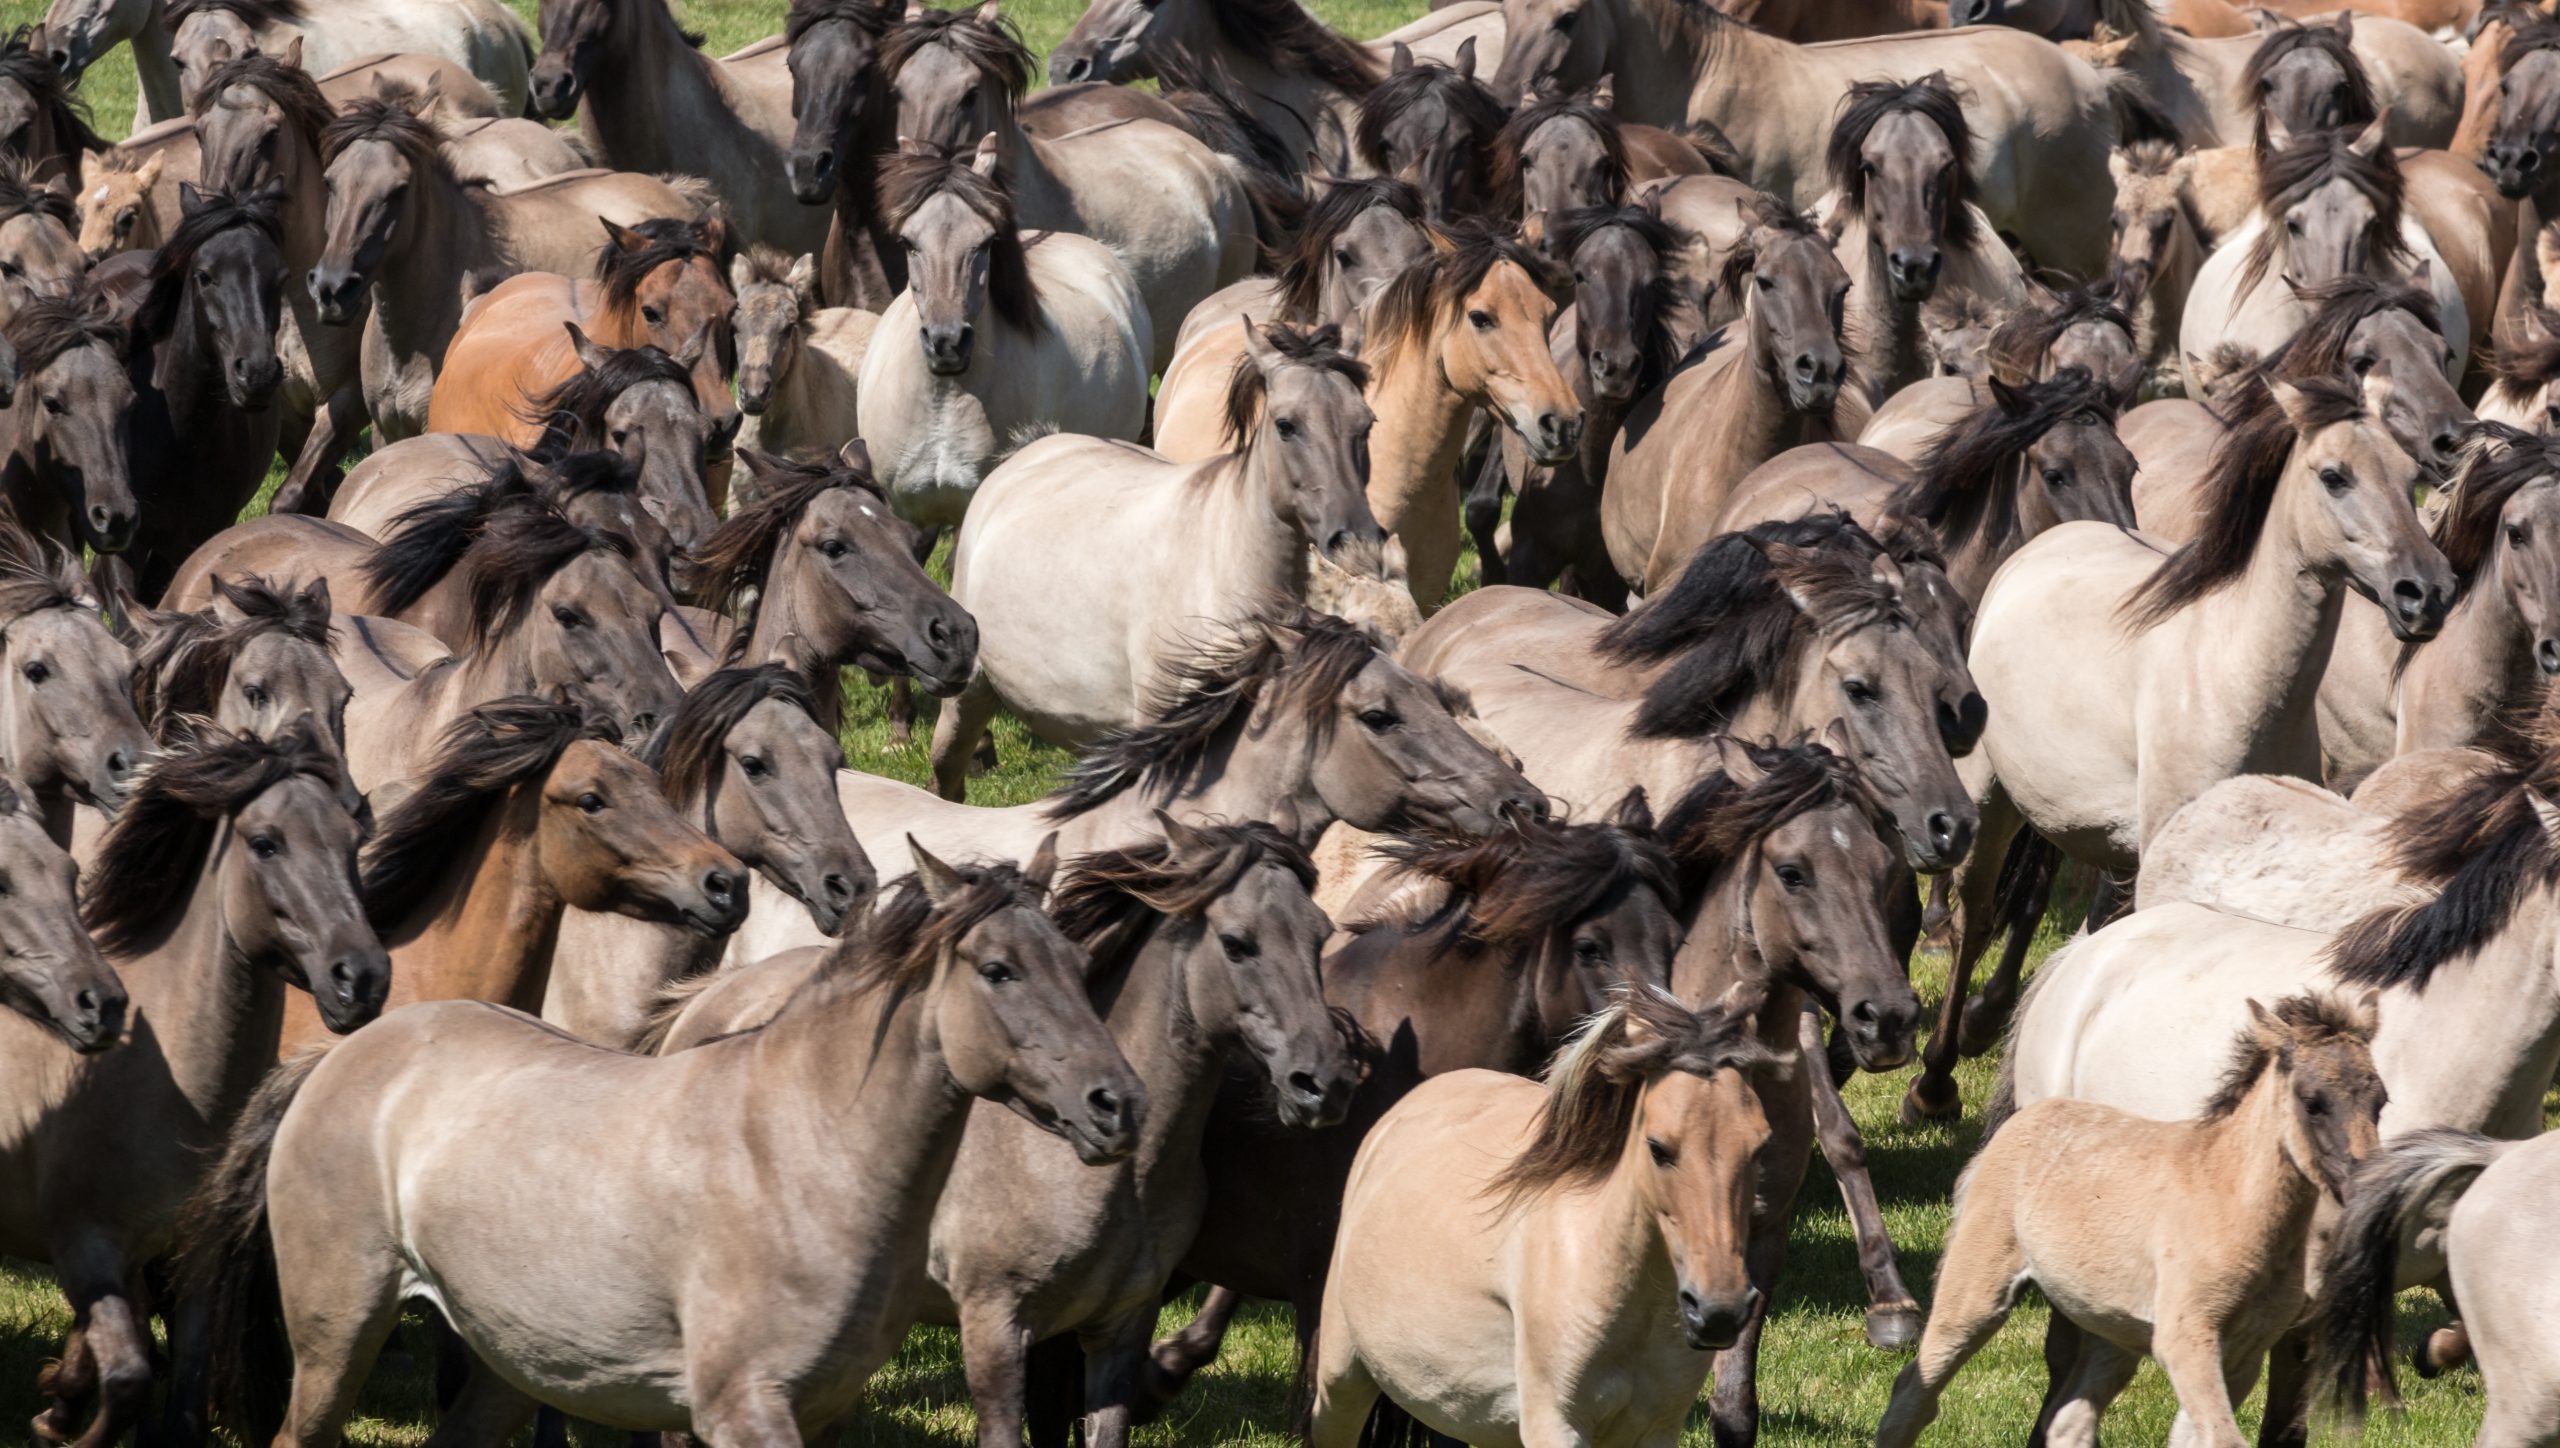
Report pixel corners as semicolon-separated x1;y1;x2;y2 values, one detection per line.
704;870;739;905
73;989;97;1015
2540;639;2560;676
1927;810;1958;847
105;751;132;781
1087;1085;1126;1124
823;872;855;901
2393;578;2426;616
328;960;355;995
1288;1070;1323;1101
1793;353;1819;378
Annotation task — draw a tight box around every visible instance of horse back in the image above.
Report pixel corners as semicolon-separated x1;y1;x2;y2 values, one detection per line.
428;272;587;441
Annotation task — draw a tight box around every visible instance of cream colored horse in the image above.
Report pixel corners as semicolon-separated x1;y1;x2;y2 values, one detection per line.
1308;987;1775;1448
730;248;876;464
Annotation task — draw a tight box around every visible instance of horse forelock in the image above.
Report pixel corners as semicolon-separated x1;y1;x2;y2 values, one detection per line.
1826;73;1979;246
883;4;1032;100
1050;821;1314;968
1222;320;1368;453
1365;222;1559;374
1896;366;2115;556
691;451;885;624
2241;126;2407;296
2242;19;2378;145
642;663;816;806
1654;738;1880;890
1986;280;2131;383
358;696;618;926
1272;175;1426;319
2199;988;2377;1120
1374;816;1676;959
785;0;893;43
1491;92;1627;221
1354;59;1506;175
190;48;333;146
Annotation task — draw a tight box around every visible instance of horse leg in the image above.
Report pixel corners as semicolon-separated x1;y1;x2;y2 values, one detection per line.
1705;1137;1804;1448
1872;1215;2026;1448
1304;1321;1381;1448
1798;1004;1918;1351
687;1383;806;1448
1079;1310;1155;1448
1904;786;2025;1124
1463;430;1511;588
957;1300;1032;1448
2419;1274;2472;1377
885;678;916;750
928;674;1002;803
2254;1326;2311;1448
272;1236;409;1448
2150;1322;2248;1448
2027;1314;2085;1448
1958;832;2061;1056
1023;1333;1082;1448
157;1278;215;1448
422;1362;540;1448
2036;1335;2142;1448
63;1288;153;1448
1150;1285;1246;1397
271;382;365;517
32;1321;95;1445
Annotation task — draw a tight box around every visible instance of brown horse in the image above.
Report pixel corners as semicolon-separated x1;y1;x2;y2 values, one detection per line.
0;157;83;323
127;574;351;788
0;513;148;848
1;287;140;557
1490;77;1723;228
0;32;107;187
184;848;1141;1445
1356;41;1504;223
6;720;383;1448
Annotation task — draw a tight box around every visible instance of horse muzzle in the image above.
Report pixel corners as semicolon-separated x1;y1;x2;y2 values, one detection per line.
529;65;584;121
788;146;838;205
1679;1285;1760;1351
308;268;368;327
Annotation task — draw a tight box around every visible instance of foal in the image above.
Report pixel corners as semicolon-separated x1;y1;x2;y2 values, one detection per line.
1877;992;2384;1448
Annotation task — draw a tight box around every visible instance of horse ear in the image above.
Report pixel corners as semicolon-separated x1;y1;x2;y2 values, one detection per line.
2349;109;2388;158
904;2;925;18
1153;808;1210;860
971;133;1001;177
2403;256;2433;289
974;0;1003;25
699;215;728;260
1590;73;1615;110
2359;358;2398;423
2244;997;2284;1041
136;152;164;190
177;179;204;215
787;252;818;305
1606;786;1653;834
2348;988;2382;1036
727;252;754;294
563;321;609;372
299;575;331;619
2533;789;2560;849
908;836;965;904
2332;8;2353;33
735;446;781;480
278;33;303;70
413;90;443;123
206;574;251;626
1240;314;1281;372
1454;36;1477;80
2107;148;2133;187
1986;374;2030;416
839;437;874;476
602;217;649;254
1024;831;1060;893
1390;40;1414;73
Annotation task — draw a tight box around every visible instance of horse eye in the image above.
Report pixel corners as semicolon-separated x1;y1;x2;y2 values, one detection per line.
1646;1137;1675;1167
1555;8;1579;29
1775;862;1809;890
738;754;769;779
0;261;19;279
552;605;584;628
2042;466;2067;487
248;834;280;859
2320;466;2351;494
1358;707;1399;732
1571;936;1605;964
577;792;607;815
1334;248;1355;267
642;305;666;327
818;538;850;559
2350;355;2374;375
1755;274;1774;292
1467;309;1495;330
1844;678;1878;703
2510;524;2531;548
241;684;268;708
977;958;1016;984
2285;217;2303;235
40;395;65;416
1274;417;1299;441
19;661;45;684
611;429;631;446
1219;932;1253;961
2303;1092;2330;1116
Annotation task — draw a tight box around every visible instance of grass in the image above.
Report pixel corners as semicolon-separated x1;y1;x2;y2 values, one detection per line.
0;0;2515;1442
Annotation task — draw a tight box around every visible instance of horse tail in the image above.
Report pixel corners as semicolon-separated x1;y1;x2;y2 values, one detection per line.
176;1046;333;1444
2317;1128;2517;1425
1667;117;1744;178
1160;88;1310;257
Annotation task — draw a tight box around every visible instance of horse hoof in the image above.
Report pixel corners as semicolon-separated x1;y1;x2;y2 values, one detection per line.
1956;993;2012;1057
2417;1325;2473;1377
30;1411;72;1447
1864;1303;1923;1351
1900;1077;1963;1126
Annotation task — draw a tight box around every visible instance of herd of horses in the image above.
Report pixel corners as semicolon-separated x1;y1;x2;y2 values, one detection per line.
0;0;2554;1442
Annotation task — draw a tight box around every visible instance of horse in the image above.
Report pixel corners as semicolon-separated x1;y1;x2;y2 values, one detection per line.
776;0;902;311
76;147;172;262
930;320;1383;795
1485;0;2119;277
0;775;124;1053
2107;141;2213;398
2482;296;2560;432
722;607;1545;965
2320;424;2560;792
1721;367;2140;604
2179;119;2472;396
182;847;1144;1445
127;574;350;786
730;247;876;464
527;0;815;256
541;666;874;1049
309;90;700;443
94;185;287;599
5;720;383;1448
0;288;140;558
1916;372;2453;1121
321;447;677;606
0;157;83;322
46;0;531;124
855;139;1148;532
1307;986;1775;1448
1491;76;1722;227
1156;224;1579;609
0;514;149;846
1826;76;2030;401
0;32;108;187
886;6;1250;375
1879;993;2384;1448
1603;197;1856;594
1355;41;1503;222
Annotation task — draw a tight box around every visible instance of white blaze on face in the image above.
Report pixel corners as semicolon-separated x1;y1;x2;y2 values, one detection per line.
1831;825;1850;850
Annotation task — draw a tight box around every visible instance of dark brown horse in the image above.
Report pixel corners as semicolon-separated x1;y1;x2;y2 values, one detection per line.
0;30;107;185
1;286;141;556
782;0;904;310
1355;41;1504;223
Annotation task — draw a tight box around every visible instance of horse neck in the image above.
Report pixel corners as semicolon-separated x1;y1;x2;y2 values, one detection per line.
1366;322;1476;539
742;552;847;736
1612;0;1764;130
2370;898;2560;1138
1209;447;1306;603
827;105;903;310
577;0;725;168
148;278;218;413
2195;1071;2325;1252
1520;1113;1681;1325
1847;230;1928;395
1161;28;1360;167
2400;558;2535;733
986;93;1065;214
2187;464;2351;728
275;131;331;271
131;0;185;123
2137;223;2207;365
372;171;493;369
1091;921;1228;1181
1733;304;1837;468
1047;719;1330;851
114;840;291;1118
384;784;566;1012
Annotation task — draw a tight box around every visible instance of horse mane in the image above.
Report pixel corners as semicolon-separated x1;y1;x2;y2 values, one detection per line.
359;497;635;652
1366;221;1558;374
879;141;1040;334
2198;989;2374;1120
689;448;890;622
640;663;816;805
1367;809;1676;961
165;0;305;29
1354;56;1506;175
0;509;86;622
4;282;125;375
2487;304;2560;415
1492;89;1629;221
1189;0;1380;98
189;48;336;151
1482;983;1776;1208
593;215;728;329
2120;372;2365;630
1826;73;1979;247
0;153;72;232
136;184;283;339
2241;124;2408;297
83;716;346;956
1593;513;1908;739
1270;175;1425;320
132;575;333;730
2325;724;2560;991
784;0;892;43
2498;12;2560;74
1985;279;2131;384
2259;272;2440;382
1655;738;1882;895
0;29;108;164
322;92;452;183
883;4;1032;101
1551;203;1693;389
1715;194;1827;310
1049;821;1316;969
2395;423;2560;682
515;336;692;449
359;696;620;926
2243;18;2379;155
1044;608;1380;821
820;857;1046;1005
733;243;803;292
1221;321;1368;453
1892;367;2116;557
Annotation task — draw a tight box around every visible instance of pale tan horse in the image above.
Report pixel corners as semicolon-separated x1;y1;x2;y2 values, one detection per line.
181;848;1145;1445
854;138;1149;532
308;90;699;441
1155;225;1579;610
2107;141;2212;400
729;247;876;464
1603;198;1858;593
886;4;1253;375
1308;987;1775;1448
930;321;1384;793
0;158;84;323
2321;425;2560;791
1879;993;2383;1448
1486;0;2120;276
1164;175;1429;359
1914;373;2452;1121
2;722;383;1448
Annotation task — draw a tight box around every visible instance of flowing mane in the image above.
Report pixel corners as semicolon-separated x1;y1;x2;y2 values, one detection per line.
822;857;1047;999
358;497;637;653
1183;0;1380;98
1892;367;2117;558
2119;372;2365;630
188;48;336;168
1985;280;2132;386
2243;19;2379;156
883;4;1032;100
1654;738;1883;895
2198;989;2374;1119
1049;821;1316;970
5;283;125;375
132;575;333;730
136;185;283;339
641;664;818;805
322;92;452;184
1365;222;1558;374
1044;609;1383;821
1492;89;1629;219
689;448;894;625
1826;73;1980;247
1550;203;1694;391
2252;273;2440;386
1594;514;1912;739
878;141;1041;333
1222;321;1367;453
1355;56;1505;183
0;505;90;622
785;0;892;43
82;718;346;956
1364;804;1676;961
2397;423;2560;682
514;335;693;450
0;153;72;232
2487;302;2560;417
593;216;729;333
1270;175;1425;320
358;697;620;927
2241;124;2408;296
1482;984;1775;1208
0;29;109;166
